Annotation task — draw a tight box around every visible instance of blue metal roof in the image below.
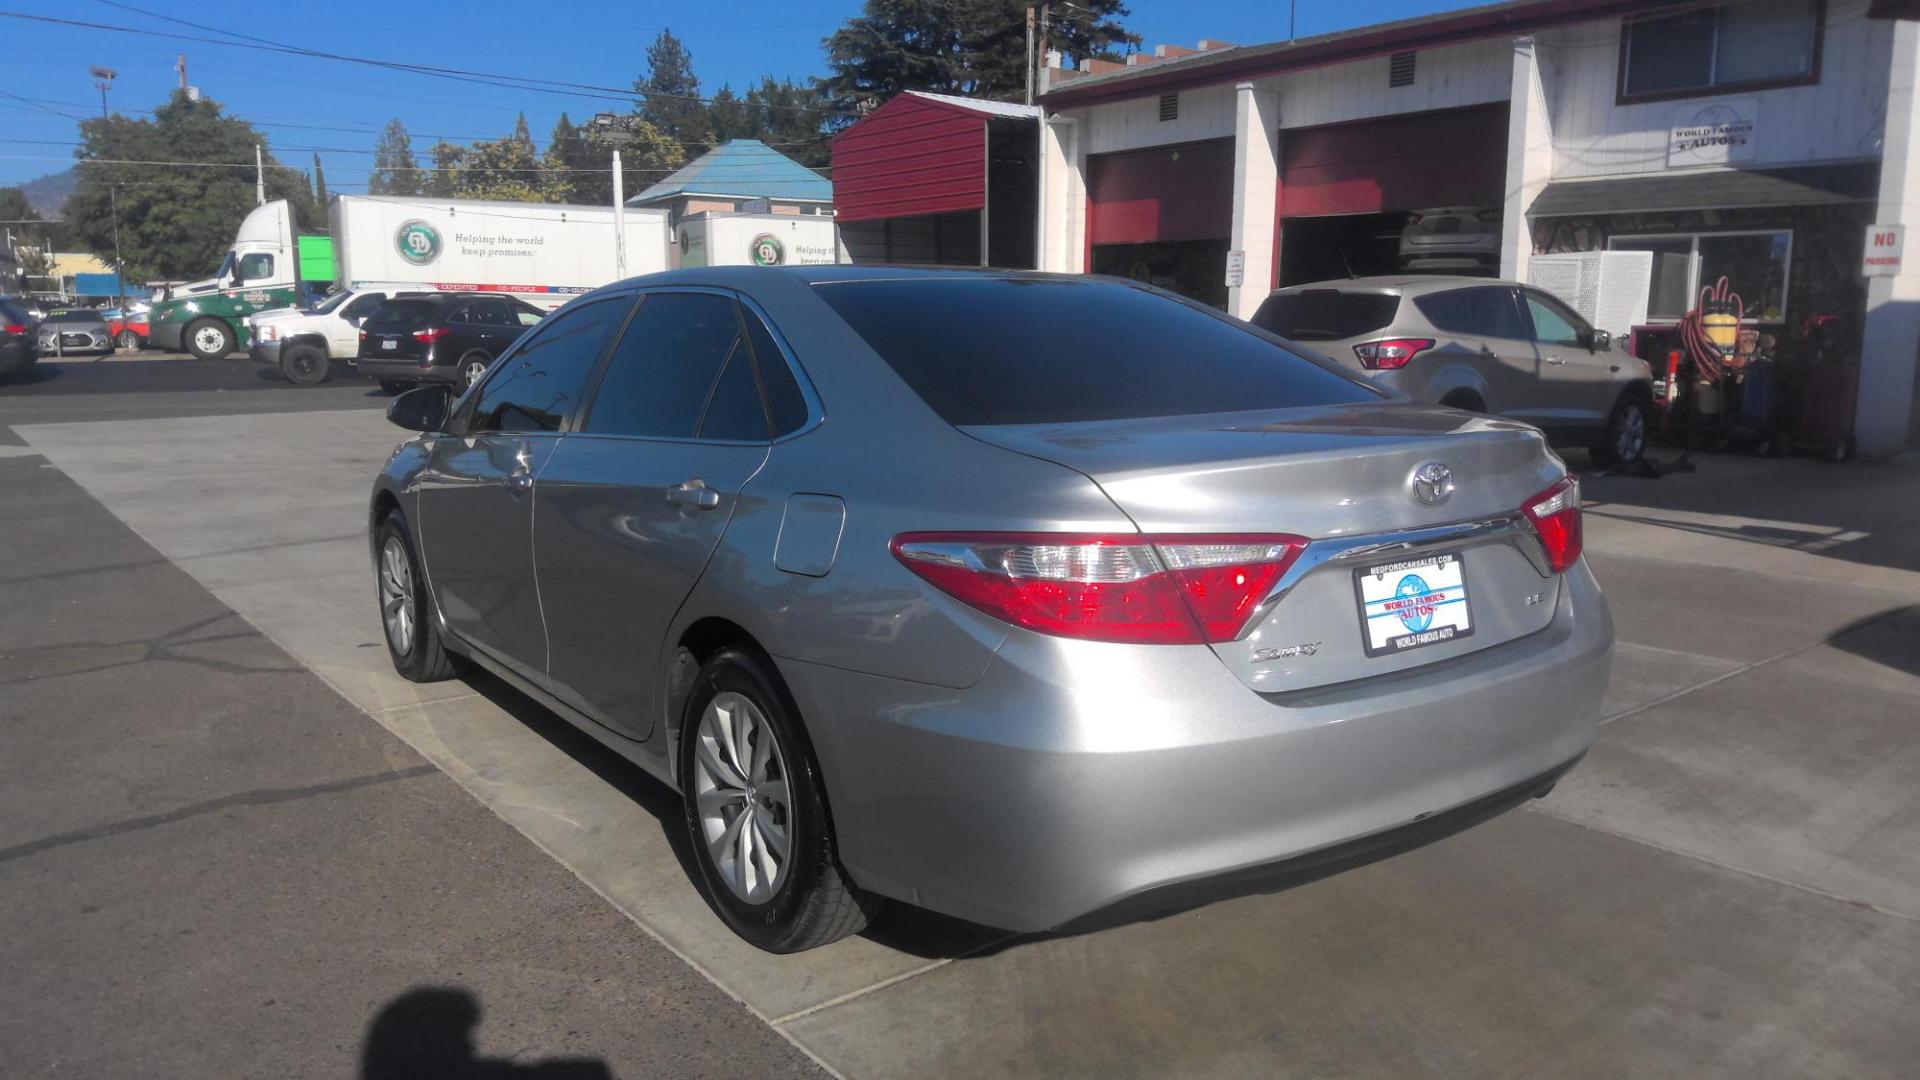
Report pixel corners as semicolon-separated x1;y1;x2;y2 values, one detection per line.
628;139;832;205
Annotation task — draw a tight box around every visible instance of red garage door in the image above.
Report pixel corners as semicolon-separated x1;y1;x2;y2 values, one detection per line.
1280;104;1509;217
1088;138;1236;245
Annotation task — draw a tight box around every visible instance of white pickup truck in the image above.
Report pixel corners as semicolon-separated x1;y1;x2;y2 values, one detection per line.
248;286;423;387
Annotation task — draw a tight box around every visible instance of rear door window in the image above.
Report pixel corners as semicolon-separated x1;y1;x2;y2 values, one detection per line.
818;278;1373;427
584;292;765;440
340;294;386;322
1250;290;1400;342
1414;287;1529;340
468;296;631;434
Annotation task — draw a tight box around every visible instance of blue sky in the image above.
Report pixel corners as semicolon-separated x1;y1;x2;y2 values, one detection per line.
1;0;1469;193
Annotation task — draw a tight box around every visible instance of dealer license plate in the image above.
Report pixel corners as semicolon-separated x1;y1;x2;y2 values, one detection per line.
1355;552;1473;657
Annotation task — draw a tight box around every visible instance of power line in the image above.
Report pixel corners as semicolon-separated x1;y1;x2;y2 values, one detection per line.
5;7;854;118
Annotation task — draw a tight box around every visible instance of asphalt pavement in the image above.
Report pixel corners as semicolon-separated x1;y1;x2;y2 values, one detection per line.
0;358;826;1078
3;355;1916;1078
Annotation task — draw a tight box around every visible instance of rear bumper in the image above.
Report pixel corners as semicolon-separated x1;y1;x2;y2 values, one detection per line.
0;340;36;373
355;357;457;384
779;558;1611;932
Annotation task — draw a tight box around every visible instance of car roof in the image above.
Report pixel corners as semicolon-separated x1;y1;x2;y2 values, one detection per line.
595;264;1080;292
1274;274;1526;295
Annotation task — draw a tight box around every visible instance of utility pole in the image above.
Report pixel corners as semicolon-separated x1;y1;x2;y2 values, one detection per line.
176;52;188;91
255;144;266;207
1039;5;1052;81
1025;4;1037;106
611;149;627;278
90;66;126;310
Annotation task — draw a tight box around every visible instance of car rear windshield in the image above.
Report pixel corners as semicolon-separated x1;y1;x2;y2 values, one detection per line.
0;300;29;324
1250;291;1400;342
365;299;441;329
814;278;1375;426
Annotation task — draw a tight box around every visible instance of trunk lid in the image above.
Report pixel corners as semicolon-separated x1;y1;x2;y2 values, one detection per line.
962;402;1569;693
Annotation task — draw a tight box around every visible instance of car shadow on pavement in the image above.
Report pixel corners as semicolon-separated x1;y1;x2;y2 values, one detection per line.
361;986;612;1079
458;667;1011;961
1826;604;1920;677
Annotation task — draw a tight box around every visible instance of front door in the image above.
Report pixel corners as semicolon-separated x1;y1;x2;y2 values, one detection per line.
1521;289;1615;429
537;291;777;741
416;293;636;683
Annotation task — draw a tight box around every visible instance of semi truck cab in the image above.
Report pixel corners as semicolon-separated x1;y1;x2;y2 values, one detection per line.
148;200;324;360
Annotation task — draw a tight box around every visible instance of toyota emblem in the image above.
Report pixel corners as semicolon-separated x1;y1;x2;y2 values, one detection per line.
1410;462;1455;506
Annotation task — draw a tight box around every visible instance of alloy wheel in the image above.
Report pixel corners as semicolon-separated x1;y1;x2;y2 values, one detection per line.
463;359;488;390
691;691;793;904
1617;405;1647;462
379;535;415;656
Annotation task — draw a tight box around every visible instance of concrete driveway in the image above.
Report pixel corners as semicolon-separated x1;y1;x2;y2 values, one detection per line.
6;375;1916;1078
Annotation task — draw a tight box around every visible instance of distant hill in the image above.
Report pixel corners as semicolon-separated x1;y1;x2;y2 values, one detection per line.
22;168;77;216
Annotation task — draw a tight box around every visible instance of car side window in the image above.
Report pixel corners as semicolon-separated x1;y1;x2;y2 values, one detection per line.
447;304;472;324
512;302;546;327
1523;292;1588;348
341;294;386;322
584;293;767;441
1415;287;1528;341
468;297;631;434
473;300;516;326
237;253;274;283
740;305;812;437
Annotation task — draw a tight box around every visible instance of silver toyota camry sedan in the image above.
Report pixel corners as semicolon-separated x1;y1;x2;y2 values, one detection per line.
369;267;1612;953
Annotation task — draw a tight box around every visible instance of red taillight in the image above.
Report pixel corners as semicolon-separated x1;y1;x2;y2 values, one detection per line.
1353;338;1434;371
358;330;368;341
890;532;1308;645
413;327;449;343
1521;476;1582;574
3;324;25;336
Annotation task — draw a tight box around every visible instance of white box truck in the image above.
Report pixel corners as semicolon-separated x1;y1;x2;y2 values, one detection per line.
153;195;670;361
676;211;842;269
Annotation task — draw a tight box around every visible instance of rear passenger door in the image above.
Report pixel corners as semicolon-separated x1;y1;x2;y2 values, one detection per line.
534;291;796;742
464;299;520;357
1412;286;1542;420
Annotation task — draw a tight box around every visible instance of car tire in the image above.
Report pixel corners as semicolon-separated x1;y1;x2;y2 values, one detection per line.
1590;394;1649;468
374;512;459;683
679;646;878;953
378;380;411;396
115;330;140;350
280;342;330;386
184;318;235;361
458;351;492;394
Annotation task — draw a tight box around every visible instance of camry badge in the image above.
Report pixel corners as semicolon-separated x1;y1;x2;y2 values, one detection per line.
1410;462;1455;506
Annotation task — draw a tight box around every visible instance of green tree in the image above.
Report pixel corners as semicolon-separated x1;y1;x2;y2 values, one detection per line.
63;91;318;281
562;114;685;207
425;140;464;199
636;29;710;151
0;187;57;281
822;0;1136;113
742;77;834;168
311;153;330;211
707;86;753;145
369;119;422;196
457;114;551;201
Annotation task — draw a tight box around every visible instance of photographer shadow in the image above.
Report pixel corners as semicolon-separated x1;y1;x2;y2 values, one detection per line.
362;987;612;1080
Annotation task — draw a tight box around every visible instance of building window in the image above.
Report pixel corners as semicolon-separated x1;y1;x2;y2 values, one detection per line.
1389;51;1416;88
1620;0;1821;100
1159;93;1179;122
1608;230;1792;322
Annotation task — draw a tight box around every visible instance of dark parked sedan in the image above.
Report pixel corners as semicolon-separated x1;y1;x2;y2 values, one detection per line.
368;267;1611;953
36;308;114;357
1;298;38;378
354;293;545;393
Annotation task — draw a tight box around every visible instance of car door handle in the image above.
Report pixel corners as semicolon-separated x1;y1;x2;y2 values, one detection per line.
506;471;533;493
667;479;721;510
1544;357;1567;365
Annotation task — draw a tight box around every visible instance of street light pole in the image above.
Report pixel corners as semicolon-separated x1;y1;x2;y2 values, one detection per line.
90;66;126;311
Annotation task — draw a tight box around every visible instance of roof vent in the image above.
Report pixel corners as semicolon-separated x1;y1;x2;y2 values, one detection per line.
1389;51;1416;88
1159;92;1179;122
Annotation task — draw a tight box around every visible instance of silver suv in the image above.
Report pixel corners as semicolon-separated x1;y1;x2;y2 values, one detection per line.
1254;276;1654;466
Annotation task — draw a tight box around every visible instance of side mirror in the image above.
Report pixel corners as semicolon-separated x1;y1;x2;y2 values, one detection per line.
1582;328;1612;352
388;384;452;433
